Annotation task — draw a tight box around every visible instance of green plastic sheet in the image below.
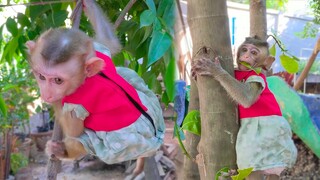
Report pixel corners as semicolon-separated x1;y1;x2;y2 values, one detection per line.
267;76;320;158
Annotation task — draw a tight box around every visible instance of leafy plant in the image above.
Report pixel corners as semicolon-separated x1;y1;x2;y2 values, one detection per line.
10;152;28;175
268;34;300;73
0;0;176;107
215;167;254;180
0;62;38;131
174;110;201;160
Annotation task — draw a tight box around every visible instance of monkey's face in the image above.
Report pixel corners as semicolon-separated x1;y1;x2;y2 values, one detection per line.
31;57;86;103
237;44;267;71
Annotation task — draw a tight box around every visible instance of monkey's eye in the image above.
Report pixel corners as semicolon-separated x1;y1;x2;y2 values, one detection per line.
54;78;64;85
251;50;259;56
39;74;46;80
241;47;248;52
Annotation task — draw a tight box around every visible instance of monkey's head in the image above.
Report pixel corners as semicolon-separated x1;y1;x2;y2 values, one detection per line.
26;28;105;103
236;36;275;71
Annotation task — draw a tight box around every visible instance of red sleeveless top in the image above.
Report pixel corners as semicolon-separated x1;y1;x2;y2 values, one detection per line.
235;70;282;119
62;51;147;131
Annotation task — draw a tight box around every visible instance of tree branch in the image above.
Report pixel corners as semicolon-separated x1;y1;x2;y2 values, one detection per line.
114;0;137;29
0;0;75;8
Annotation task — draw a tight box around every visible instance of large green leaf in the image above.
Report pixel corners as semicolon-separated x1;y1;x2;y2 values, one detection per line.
6;17;18;36
162;0;175;35
145;0;156;13
140;10;156;28
181;110;201;136
148;31;172;66
269;43;276;57
27;5;51;21
1;36;19;63
17;13;31;28
0;95;7;118
280;54;299;73
163;48;176;101
44;10;68;28
157;0;170;16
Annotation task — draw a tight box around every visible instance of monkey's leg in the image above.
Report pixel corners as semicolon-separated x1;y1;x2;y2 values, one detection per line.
64;138;87;160
132;157;145;176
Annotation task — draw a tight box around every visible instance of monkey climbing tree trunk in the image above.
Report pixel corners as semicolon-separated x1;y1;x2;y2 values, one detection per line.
294;37;320;91
186;0;239;179
46;1;83;179
250;0;267;40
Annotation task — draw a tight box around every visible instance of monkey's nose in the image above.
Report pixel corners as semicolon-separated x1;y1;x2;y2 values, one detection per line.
42;95;54;104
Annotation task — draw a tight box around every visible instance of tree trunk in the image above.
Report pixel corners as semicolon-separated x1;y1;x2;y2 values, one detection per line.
182;79;201;180
250;0;267;40
46;115;63;180
294;37;320;90
187;0;238;179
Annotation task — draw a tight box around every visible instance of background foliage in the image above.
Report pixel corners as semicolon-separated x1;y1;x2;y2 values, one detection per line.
0;0;177;129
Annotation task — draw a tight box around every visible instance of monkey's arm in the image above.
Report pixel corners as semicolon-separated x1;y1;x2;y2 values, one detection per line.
192;57;263;108
215;73;263;108
47;103;87;160
83;0;121;54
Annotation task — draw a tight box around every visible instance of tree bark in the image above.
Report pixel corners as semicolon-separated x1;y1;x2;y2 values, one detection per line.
187;0;238;179
46;120;63;180
182;79;201;180
250;0;267;40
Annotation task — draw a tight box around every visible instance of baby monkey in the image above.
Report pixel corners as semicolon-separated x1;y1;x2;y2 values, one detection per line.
27;0;165;176
192;36;297;180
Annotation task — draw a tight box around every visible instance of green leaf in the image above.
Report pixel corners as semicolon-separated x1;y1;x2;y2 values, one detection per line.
45;10;68;28
280;54;299;73
1;36;19;63
17;13;31;27
138;26;152;48
27;5;51;21
157;0;170;17
269;43;276;57
239;61;262;74
145;0;156;13
215;167;230;180
153;18;162;31
6;17;18;36
148;31;172;66
163;48;176;101
231;167;254;180
162;0;176;34
140;10;156;28
181;110;201;136
0;95;7;118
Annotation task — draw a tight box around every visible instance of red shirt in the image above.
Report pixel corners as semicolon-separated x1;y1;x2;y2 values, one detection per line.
62;51;147;131
235;70;282;119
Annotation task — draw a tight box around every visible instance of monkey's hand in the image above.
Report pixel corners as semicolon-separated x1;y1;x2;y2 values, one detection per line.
45;140;67;159
191;47;227;80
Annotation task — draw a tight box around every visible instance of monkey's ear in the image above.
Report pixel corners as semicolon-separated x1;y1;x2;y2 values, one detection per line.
85;57;105;77
26;41;36;53
262;56;275;70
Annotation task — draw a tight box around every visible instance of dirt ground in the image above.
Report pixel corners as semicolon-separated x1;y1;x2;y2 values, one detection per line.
13;118;320;180
280;136;320;180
